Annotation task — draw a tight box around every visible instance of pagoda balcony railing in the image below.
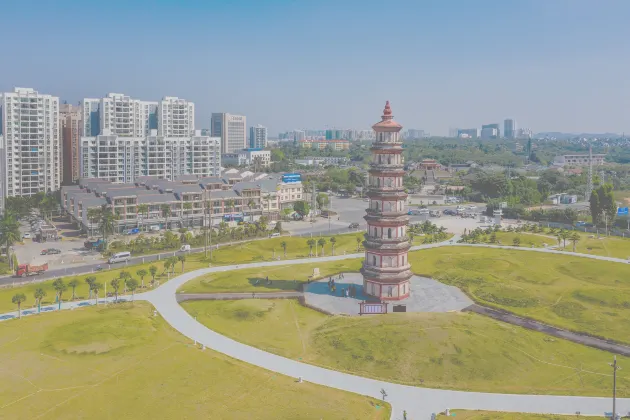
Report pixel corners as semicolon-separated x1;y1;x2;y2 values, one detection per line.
361;263;413;274
366;186;406;193
369;162;404;170
364;234;411;243
365;208;407;217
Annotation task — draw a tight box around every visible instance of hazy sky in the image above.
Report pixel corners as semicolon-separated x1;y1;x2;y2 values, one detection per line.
2;0;629;135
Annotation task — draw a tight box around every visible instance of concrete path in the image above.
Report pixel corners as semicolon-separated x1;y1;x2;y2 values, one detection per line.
3;240;630;419
176;291;302;302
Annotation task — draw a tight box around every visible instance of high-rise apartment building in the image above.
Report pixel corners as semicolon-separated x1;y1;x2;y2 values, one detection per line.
157;96;194;137
60;104;82;185
211;113;246;153
80;129;220;183
0;87;61;197
504;119;517;139
99;93;157;137
249;124;268;148
81;98;100;137
481;123;500;139
457;128;479;139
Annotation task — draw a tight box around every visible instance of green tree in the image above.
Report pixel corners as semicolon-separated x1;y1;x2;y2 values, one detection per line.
126;278;139;302
12;293;26;319
293;201;311;219
570;232;581;252
280;240;287;257
306;239;315;256
68;278;79;301
85;276;96;299
161;204;172;230
316;193;329;210
0;212;21;271
136;204;149;231
98;206;116;249
136;269;148;288
489;232;497;244
110;278;121;302
149;265;158;285
177;255;186;272
34;288;46;314
91;282;102;305
356;236;362;251
512;237;521;247
163;259;172;274
183;202;193;228
330;236;337;255
317;238;327;256
52;278;67;310
589;183;616;231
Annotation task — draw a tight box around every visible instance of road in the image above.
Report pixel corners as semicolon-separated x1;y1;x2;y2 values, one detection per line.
3;242;630;419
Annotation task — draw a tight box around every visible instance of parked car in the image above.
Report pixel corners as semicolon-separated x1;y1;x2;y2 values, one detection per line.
179;244;191;252
23;232;32;239
43;248;61;255
349;222;360;229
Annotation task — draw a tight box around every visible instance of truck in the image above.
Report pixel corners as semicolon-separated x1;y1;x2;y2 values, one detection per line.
15;263;48;277
84;238;104;250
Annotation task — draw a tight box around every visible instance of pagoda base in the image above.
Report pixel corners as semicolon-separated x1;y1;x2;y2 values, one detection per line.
363;278;410;301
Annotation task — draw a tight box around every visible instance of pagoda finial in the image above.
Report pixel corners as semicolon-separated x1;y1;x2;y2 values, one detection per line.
382;100;393;120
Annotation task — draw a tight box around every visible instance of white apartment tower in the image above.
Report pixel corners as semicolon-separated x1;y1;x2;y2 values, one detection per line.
81;98;100;137
98;93;157;137
249;124;268;148
0;88;61;196
211;113;246;153
157;96;195;137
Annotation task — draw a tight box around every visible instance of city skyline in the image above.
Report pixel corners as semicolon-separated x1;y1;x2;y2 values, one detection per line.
1;0;629;135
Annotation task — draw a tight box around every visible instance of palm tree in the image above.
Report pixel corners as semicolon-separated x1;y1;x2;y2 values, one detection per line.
247;198;256;223
136;204;149;231
12;293;26;318
168;256;178;274
136;269;148;288
91;282;102;305
68;279;79;300
149;265;158;285
280;240;287;257
52;278;67;310
110;278;121;302
512;237;521;247
98;206;116;250
559;229;569;249
119;271;131;294
330;237;337;256
356;236;362;252
0;212;21;271
306;239;315;256
317;238;327;256
264;193;272;217
177;255;186;272
570;232;581;252
85;276;96;299
34;288;46;314
161;204;171;230
87;208;101;238
163;259;172;275
183;202;193;228
126;278;139;302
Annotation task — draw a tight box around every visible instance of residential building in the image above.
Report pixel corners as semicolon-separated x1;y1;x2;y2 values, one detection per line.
60;104;82;185
157;96;194;137
297;139;350;151
1;87;61;197
92;93;158;137
553;154;606;167
81;98;100;136
504;119;516;139
249;124;268;148
516;128;533;139
222;149;271;168
211;112;246;153
404;129;426;139
457;128;479;139
292;130;306;142
295;156;350;166
481;123;500;139
79;129;221;183
0;135;5;214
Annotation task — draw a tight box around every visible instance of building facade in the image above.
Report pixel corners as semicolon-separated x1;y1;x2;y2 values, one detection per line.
80;130;221;183
81;98;100;137
553;154;606;167
297;139;350;150
0;87;61;197
503;119;516;139
457;128;479;139
211;112;247;153
157;96;194;137
95;93;158;137
249;124;268;148
60;104;82;184
361;101;412;301
222;149;271;168
481;123;500;139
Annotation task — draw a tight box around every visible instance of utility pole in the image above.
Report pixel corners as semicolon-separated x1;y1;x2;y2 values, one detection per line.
586;142;593;201
609;356;621;420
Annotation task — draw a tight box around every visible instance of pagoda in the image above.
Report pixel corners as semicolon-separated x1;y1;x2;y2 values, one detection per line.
361;101;412;300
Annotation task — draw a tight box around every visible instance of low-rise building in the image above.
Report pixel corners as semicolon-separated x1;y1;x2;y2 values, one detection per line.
221;148;271;167
553;154;606;167
297;139;350;151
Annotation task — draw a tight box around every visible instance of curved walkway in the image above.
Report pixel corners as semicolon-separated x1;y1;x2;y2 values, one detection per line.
3;241;630;419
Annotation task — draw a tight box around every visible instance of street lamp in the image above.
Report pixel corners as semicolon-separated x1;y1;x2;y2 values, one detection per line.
609;356;621;420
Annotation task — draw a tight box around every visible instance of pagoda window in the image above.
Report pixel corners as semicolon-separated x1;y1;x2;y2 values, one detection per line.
387;155;391;164
386;178;392;187
373;255;376;266
377;178;381;187
388;228;392;239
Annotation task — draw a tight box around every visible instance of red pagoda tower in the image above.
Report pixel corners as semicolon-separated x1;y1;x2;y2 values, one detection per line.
361;101;412;301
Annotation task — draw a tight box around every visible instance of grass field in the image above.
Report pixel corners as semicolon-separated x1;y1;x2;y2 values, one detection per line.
436;410;601;420
180;259;362;293
0;232;363;314
0;302;390;420
410;247;630;344
489;232;551;248
556;231;630;259
182;299;630;396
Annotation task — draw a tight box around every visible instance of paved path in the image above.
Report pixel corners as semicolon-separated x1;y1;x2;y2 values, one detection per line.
176;291;302;302
4;240;630;419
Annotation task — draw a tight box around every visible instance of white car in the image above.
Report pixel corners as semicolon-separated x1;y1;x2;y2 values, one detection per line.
23;232;32;239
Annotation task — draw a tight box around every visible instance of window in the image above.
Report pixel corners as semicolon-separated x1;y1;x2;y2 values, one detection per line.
372;255;376;266
388;228;392;238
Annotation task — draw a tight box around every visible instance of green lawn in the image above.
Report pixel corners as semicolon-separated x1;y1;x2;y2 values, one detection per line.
489;232;551;248
183;299;630;396
559;231;630;259
0;232;363;313
410;247;630;344
436;411;601;420
0;302;390;420
179;259;362;294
